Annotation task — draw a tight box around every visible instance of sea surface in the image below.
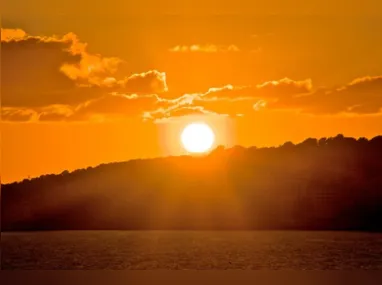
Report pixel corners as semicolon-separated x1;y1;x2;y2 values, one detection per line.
2;231;382;270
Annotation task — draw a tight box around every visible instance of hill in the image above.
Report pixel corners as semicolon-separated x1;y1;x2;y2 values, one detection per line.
2;134;382;231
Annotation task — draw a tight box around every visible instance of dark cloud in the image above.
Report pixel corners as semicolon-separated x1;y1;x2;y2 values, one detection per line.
119;71;168;94
155;106;213;120
256;78;312;98
74;94;160;119
276;76;382;114
4;74;381;122
2;94;172;122
192;97;261;116
157;78;310;118
37;105;76;122
191;76;382;116
1;29;168;108
2;32;79;107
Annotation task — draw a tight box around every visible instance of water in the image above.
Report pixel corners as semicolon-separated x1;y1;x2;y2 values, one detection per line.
2;231;382;269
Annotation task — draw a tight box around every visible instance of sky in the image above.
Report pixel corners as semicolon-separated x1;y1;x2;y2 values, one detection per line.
2;0;382;183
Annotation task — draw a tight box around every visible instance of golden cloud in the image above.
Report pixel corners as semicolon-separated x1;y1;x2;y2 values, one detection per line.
1;28;27;41
169;44;240;53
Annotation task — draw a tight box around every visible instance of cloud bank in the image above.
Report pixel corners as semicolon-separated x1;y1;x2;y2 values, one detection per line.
2;29;381;122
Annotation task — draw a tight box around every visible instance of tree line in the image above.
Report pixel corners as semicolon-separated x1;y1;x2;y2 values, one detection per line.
2;134;382;231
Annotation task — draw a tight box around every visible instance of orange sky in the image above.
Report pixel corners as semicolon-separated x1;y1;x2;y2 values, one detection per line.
2;1;382;183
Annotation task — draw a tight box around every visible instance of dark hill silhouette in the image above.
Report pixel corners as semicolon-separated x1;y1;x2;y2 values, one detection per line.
2;134;382;231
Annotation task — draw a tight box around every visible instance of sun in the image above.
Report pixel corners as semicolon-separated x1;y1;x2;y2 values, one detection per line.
181;122;215;153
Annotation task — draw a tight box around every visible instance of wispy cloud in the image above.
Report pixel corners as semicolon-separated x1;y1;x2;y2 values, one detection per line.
169;44;240;53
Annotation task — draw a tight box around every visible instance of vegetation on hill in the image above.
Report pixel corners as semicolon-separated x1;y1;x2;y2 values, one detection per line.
2;134;382;231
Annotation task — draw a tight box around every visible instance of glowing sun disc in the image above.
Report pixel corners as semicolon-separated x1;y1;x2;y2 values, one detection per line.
181;123;215;153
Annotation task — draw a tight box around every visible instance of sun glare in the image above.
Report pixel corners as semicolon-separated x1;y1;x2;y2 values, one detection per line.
181;123;215;153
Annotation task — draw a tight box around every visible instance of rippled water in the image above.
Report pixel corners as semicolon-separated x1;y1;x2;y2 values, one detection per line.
2;231;382;269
